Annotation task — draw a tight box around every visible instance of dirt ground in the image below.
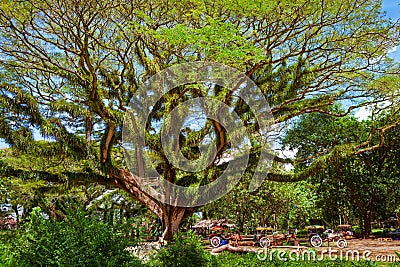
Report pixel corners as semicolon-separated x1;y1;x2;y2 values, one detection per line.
312;239;400;262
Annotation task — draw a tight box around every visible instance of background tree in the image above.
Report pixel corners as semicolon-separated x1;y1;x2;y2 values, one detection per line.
283;107;400;236
202;177;320;231
0;143;149;231
0;0;398;239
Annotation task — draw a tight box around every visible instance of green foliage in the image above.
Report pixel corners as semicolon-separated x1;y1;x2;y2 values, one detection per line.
394;252;400;266
214;252;259;267
148;233;217;267
214;251;379;267
296;229;308;238
352;225;363;236
282;108;400;235
282;105;369;161
3;206;141;267
0;145;119;223
202;178;320;230
0;231;14;266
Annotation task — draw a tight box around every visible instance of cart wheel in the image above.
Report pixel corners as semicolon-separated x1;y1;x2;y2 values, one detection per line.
210;236;221;248
259;237;270;248
337;239;347;248
310;235;322;247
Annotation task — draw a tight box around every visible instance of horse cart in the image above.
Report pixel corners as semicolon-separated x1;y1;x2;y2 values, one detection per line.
307;226;347;248
254;227;274;247
254;227;297;247
338;224;353;239
209;226;229;248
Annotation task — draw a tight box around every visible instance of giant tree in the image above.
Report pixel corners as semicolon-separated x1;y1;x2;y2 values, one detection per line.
0;0;398;239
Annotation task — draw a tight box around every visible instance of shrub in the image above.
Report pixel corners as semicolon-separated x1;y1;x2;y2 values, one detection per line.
352;225;363;237
148;232;217;267
0;241;13;266
7;206;141;267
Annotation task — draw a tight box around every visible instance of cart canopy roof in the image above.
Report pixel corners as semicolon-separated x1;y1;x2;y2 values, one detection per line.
255;227;273;231
192;219;236;229
210;226;224;231
306;225;324;229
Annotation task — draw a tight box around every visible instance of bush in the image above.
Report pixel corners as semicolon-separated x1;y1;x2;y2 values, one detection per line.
215;252;261;267
148;233;217;267
352;225;363;237
0;241;13;266
6;206;141;267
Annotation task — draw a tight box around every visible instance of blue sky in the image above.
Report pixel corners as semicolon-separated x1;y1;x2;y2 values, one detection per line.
0;1;399;149
382;0;400;19
382;0;400;60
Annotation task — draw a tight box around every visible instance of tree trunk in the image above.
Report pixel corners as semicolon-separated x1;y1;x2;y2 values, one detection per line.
13;205;19;227
363;211;372;237
397;212;400;228
110;169;195;241
103;209;107;222
162;205;196;241
240;212;245;232
161;206;187;241
363;191;375;238
85;116;92;145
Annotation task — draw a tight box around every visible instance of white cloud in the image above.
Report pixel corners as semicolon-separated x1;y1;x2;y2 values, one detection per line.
388;45;398;54
0;139;10;149
276;147;298;171
354;101;393;121
277;147;298;159
354;106;372;121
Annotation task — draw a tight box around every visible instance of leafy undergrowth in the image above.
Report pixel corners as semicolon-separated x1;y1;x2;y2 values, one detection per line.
0;206;141;267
